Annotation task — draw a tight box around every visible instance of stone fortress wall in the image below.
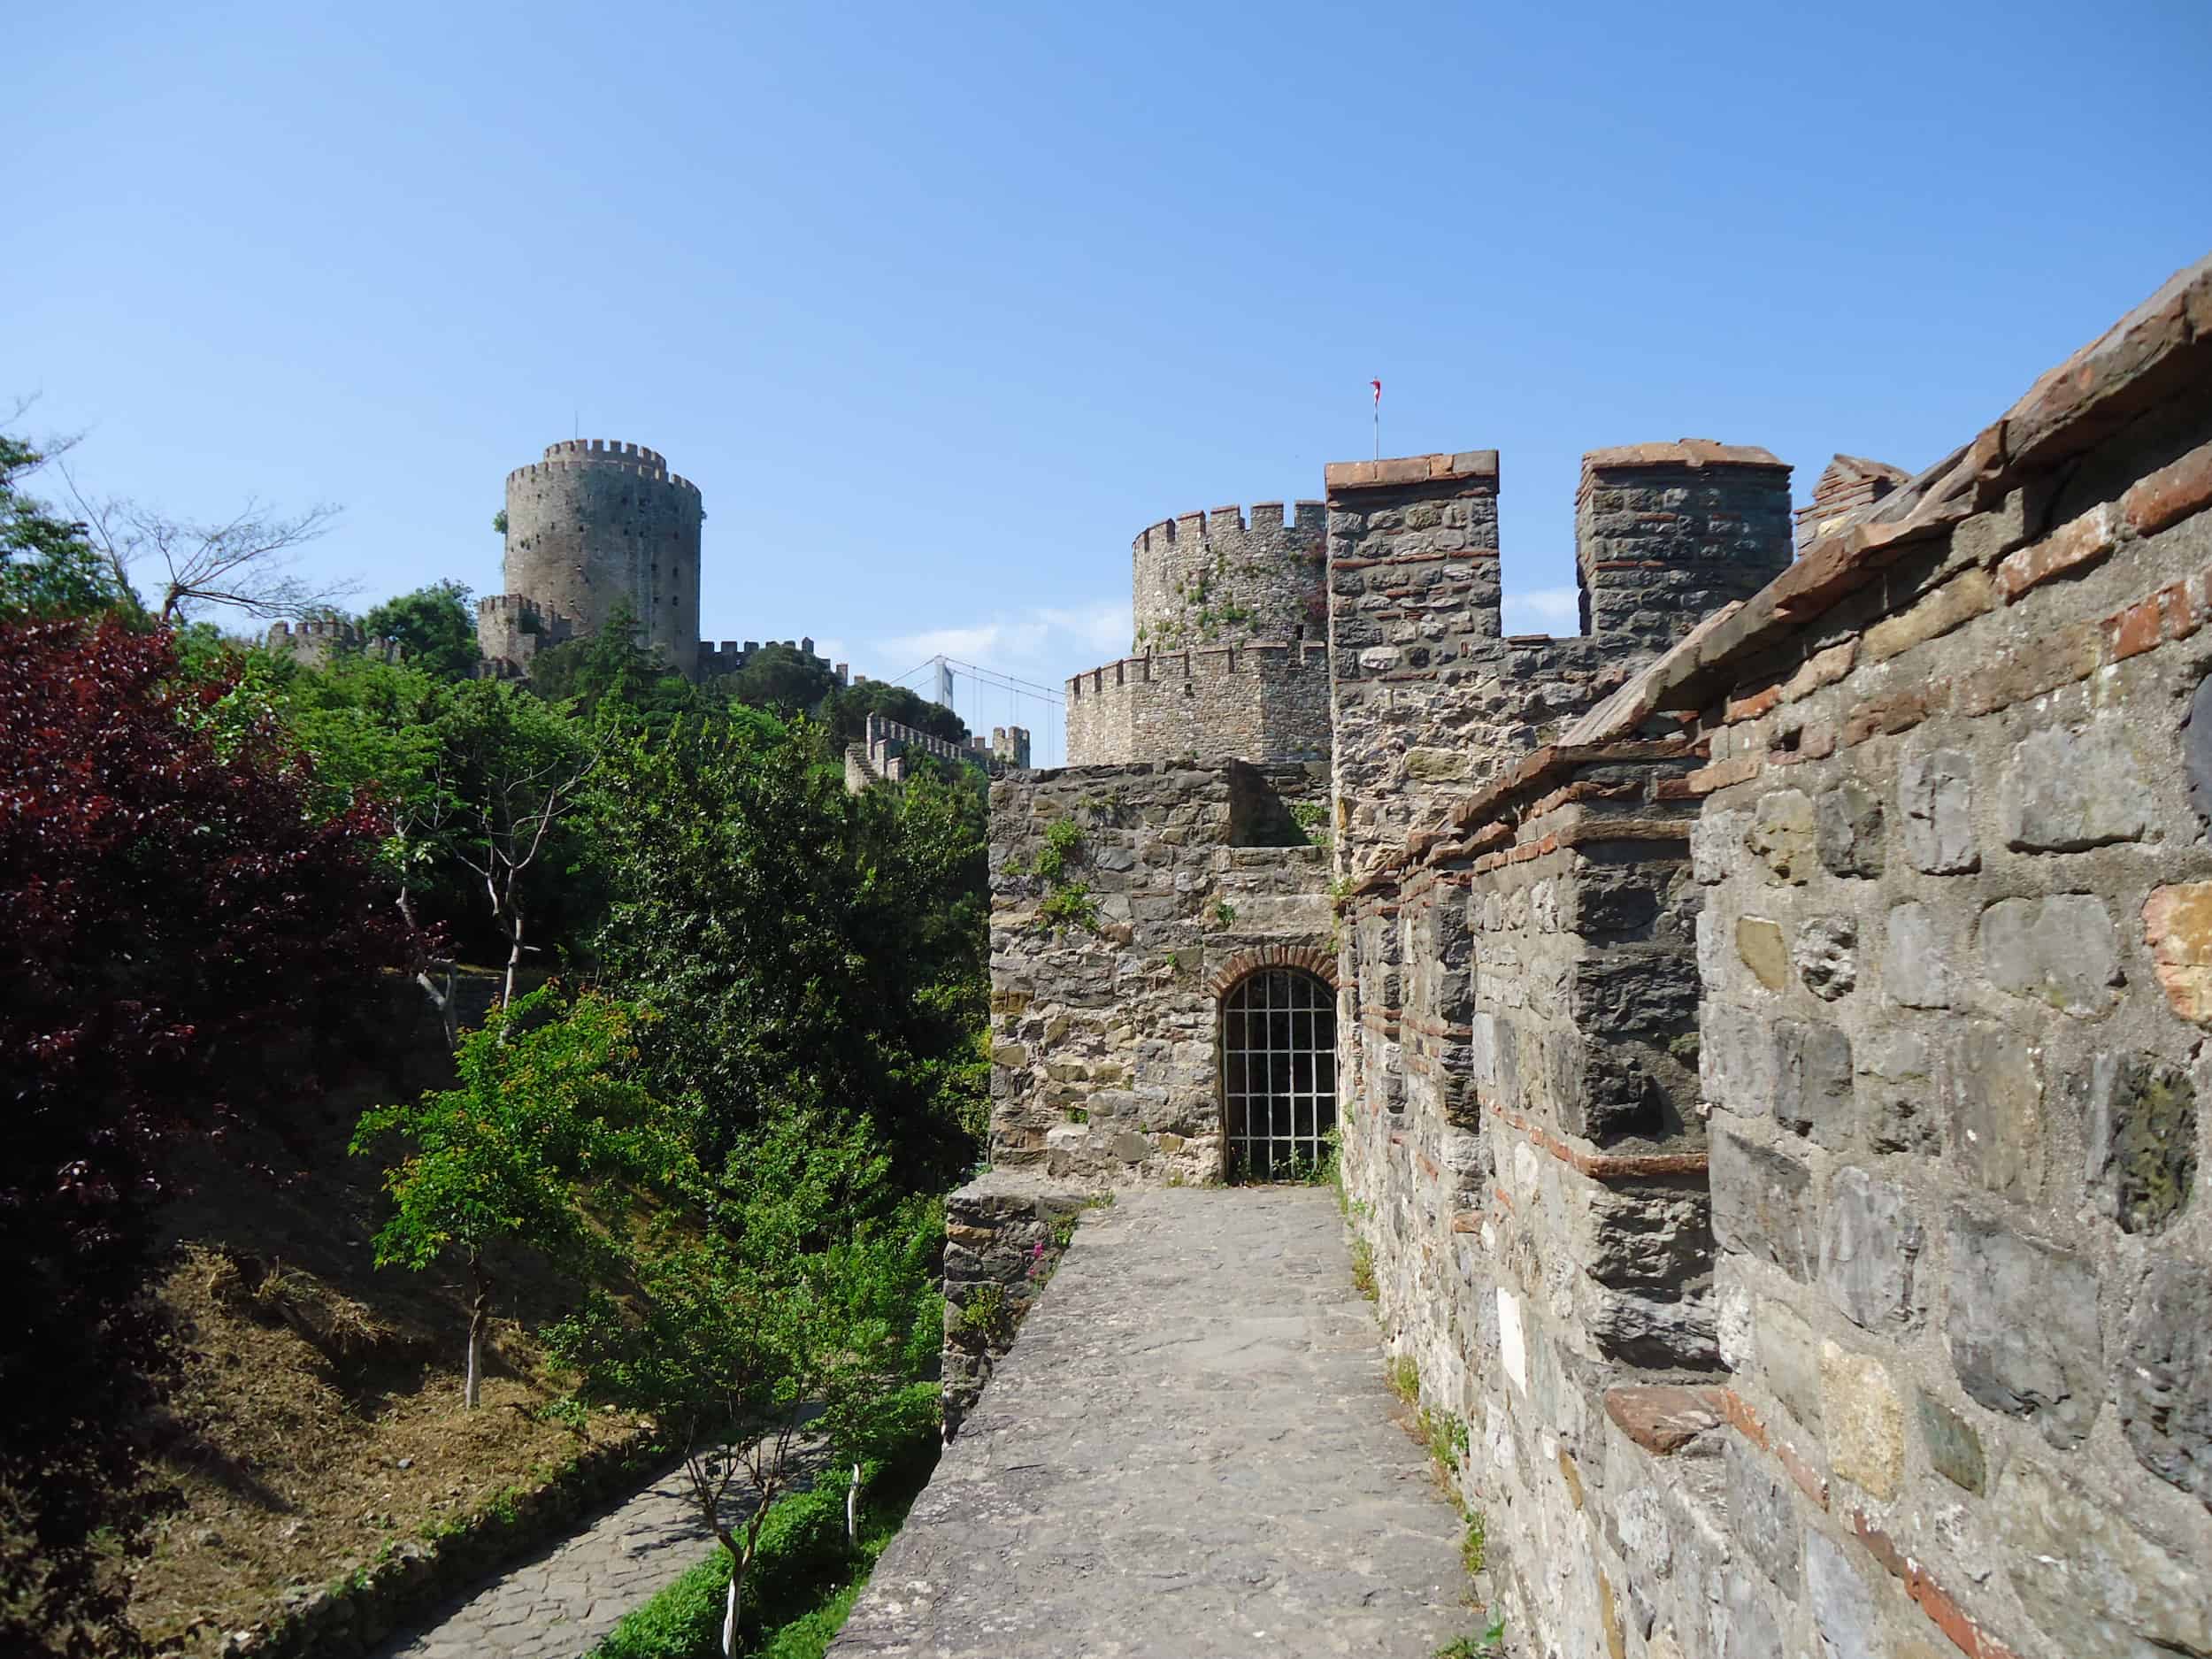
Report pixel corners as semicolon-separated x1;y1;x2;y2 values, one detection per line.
1066;501;1332;764
1335;258;2212;1659
842;714;1030;793
495;440;703;671
976;255;2212;1657
478;439;845;684
264;615;405;669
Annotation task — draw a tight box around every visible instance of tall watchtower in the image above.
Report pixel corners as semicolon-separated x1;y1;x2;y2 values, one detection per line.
495;439;703;672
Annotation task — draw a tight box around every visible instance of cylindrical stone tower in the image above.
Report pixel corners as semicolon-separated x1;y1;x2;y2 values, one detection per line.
501;439;703;672
1130;501;1327;652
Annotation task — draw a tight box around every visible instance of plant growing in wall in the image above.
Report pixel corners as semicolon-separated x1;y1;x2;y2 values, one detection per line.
1028;816;1100;935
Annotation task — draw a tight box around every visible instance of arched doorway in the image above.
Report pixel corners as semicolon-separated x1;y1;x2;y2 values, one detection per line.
1221;969;1337;1181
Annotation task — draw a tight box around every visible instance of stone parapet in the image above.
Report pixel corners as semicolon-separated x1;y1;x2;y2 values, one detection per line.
941;1171;1102;1432
1334;255;2212;1659
987;762;1332;1186
1131;500;1326;652
1064;641;1329;766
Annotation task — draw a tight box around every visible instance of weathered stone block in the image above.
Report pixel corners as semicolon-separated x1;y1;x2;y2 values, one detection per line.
1756;1298;1824;1428
1898;748;1978;873
2000;721;2150;850
1980;894;2122;1016
1694;809;1747;885
1881;902;1956;1009
1996;1459;2212;1658
1724;1435;1801;1597
2081;1050;2197;1234
1856;1028;1936;1154
1711;1131;1812;1280
1820;1340;1904;1498
2118;1255;2212;1503
1775;1019;1853;1147
2188;671;2212;827
1571;949;1700;1036
1947;1213;2101;1449
1816;781;1885;879
1819;1167;1922;1333
1804;1530;1883;1659
1939;1021;2042;1198
2144;880;2212;1025
1702;1001;1776;1116
1714;1571;1784;1659
1793;915;1855;1002
1914;1389;1985;1494
1747;789;1816;884
1603;1384;1724;1455
1737;917;1789;992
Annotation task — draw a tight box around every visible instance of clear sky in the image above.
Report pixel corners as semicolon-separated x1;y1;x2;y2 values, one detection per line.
12;2;2210;763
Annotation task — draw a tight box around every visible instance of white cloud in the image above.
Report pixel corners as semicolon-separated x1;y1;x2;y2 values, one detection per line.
1500;586;1581;636
866;599;1132;767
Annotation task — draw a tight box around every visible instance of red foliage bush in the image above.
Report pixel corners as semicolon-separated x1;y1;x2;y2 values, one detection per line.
0;617;411;1653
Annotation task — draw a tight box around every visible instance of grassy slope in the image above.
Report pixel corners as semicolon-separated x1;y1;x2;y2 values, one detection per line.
127;1041;647;1655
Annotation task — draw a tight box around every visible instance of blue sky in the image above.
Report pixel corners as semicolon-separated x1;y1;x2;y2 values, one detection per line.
12;2;2210;763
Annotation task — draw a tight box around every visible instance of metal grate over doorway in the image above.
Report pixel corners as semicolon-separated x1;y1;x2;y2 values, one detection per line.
1221;969;1337;1181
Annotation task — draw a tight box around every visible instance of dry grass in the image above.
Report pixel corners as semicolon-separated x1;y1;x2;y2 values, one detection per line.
125;1070;643;1658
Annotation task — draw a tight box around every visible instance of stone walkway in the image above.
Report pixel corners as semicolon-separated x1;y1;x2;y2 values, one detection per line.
368;1463;718;1659
833;1187;1470;1659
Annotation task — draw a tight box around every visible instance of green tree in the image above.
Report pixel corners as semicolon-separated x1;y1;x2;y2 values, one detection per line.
360;579;481;680
726;641;837;720
546;1114;937;1658
526;596;695;729
441;678;599;1007
819;678;967;752
592;716;986;1194
0;428;128;620
352;989;670;1407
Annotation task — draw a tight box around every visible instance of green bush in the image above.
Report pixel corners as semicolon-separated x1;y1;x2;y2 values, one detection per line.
588;1385;940;1659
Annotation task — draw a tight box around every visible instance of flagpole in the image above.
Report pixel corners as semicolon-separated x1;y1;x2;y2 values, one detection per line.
1371;379;1380;460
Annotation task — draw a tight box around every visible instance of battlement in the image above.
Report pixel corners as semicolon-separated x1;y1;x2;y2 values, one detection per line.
847;712;1022;792
1130;495;1329;654
549;438;664;471
264;617;404;666
506;456;702;495
1132;499;1326;552
1064;641;1330;767
695;637;849;685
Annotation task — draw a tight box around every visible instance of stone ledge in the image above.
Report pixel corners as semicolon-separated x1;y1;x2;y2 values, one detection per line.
1325;449;1500;491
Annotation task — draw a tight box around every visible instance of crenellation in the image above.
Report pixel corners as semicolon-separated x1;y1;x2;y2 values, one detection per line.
985;255;2212;1659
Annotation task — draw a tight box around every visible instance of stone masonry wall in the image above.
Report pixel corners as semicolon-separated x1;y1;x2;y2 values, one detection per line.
987;761;1332;1186
1684;425;2212;1654
1326;447;1793;885
1131;501;1327;652
1064;643;1330;766
1340;743;1726;1659
1335;257;2212;1659
499;438;703;673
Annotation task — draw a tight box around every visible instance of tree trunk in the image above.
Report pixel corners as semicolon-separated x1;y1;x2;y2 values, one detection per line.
465;1253;492;1409
502;902;526;1014
848;1463;861;1545
715;1532;747;1659
397;885;458;1048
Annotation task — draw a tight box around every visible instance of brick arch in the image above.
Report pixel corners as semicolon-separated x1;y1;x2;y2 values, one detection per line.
1207;944;1340;998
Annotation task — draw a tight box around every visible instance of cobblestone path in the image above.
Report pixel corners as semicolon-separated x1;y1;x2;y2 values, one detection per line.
368;1462;717;1659
833;1187;1470;1659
